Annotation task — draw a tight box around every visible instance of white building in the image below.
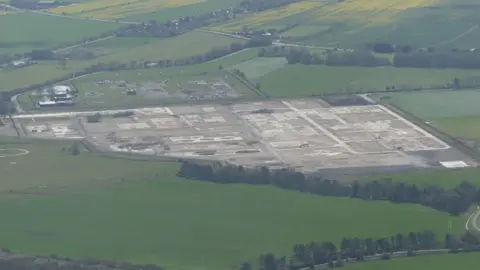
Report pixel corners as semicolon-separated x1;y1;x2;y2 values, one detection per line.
52;85;72;95
50;85;73;101
38;85;75;107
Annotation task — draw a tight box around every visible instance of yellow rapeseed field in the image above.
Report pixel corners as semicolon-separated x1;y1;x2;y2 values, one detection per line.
49;0;204;19
313;0;439;24
214;0;328;32
213;0;440;32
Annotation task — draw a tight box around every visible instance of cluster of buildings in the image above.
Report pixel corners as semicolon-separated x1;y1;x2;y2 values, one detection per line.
38;85;75;107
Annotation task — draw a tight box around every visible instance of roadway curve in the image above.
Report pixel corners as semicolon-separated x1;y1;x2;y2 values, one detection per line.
466;205;480;232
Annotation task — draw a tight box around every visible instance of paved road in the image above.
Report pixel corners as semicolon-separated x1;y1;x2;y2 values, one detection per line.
196;29;348;51
466;205;480;232
55;35;115;53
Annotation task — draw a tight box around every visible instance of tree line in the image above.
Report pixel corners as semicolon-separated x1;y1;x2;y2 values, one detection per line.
394;51;480;69
178;162;480;216
261;45;480;70
260;47;390;67
0;93;12;115
235;230;480;270
258;46;480;91
0;248;164;270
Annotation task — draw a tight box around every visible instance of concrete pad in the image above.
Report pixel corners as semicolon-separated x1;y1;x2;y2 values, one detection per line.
11;99;477;173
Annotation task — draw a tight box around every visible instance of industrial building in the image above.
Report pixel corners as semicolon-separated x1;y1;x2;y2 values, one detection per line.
38;85;75;107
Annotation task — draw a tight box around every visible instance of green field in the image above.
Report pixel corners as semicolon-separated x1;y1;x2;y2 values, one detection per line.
83;31;241;62
373;89;480;152
343;252;480;270
17;49;259;111
0;12;120;54
435;116;480;139
81;48;258;81
210;0;480;49
0;137;180;196
82;37;160;51
1;32;244;91
373;90;480;120
0;137;469;270
259;65;478;97
69;72;257;110
125;0;238;22
282;26;331;37
229;57;287;81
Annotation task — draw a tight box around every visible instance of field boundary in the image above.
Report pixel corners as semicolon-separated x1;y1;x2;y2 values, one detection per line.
381;103;480;163
307;248;480;270
229;70;269;98
79;138;220;165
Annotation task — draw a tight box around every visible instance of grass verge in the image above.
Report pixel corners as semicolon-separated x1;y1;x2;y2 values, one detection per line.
0;137;468;270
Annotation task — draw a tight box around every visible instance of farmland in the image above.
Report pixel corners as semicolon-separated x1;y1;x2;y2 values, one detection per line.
71;48;258;82
0;12;120;54
210;0;480;48
1;31;241;90
373;90;480;120
14;49;256;110
373;89;480;153
343;252;480;270
124;0;238;22
259;65;479;97
3;0;480;269
21;72;258;111
48;0;207;19
0;137;180;197
84;31;240;62
0;137;468;270
229;57;287;81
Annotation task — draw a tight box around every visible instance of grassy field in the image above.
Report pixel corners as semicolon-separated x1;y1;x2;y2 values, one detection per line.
259;65;479;97
15;49;258;110
0;31;242;91
210;0;480;48
343;252;480;270
82;37;160;51
84;31;240;62
282;25;332;37
373;89;480;152
0;136;469;270
124;0;238;22
373;90;480;120
48;0;207;19
0;12;120;54
72;48;258;82
229;57;287;81
20;71;259;111
435;116;480;139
